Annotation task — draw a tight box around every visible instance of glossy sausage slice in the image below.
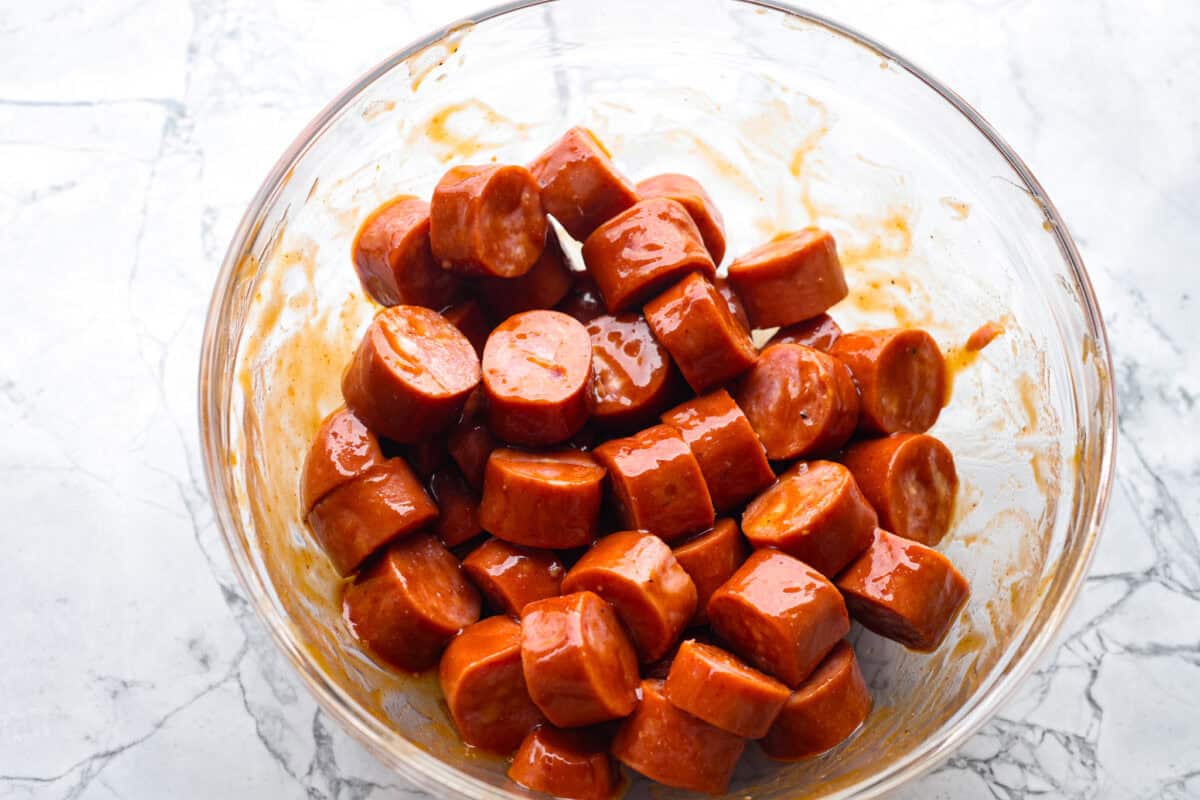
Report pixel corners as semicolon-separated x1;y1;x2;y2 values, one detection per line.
830;329;947;434
343;533;481;672
587;312;678;430
582;197;716;312
611;679;745;795
644;272;758;393
520;591;639;727
440;299;490;358
664;639;790;738
479;448;606;548
352;196;463;308
759;640;871;760
671;519;748;625
463;538;565;616
446;389;496;489
557;271;608;324
767;313;843;352
509;726;617;800
661;389;775;512
478;233;572;321
482;310;593;446
707;549;849;687
528;126;639;241
741;460;877;577
836;528;969;651
439;616;544;753
429;164;547;278
735;343;859;460
592;424;715;543
306;457;438;576
727;228;847;329
429;467;483;547
341;305;480;443
301;407;384;513
840;433;958;546
715;277;750;331
562;531;698;662
637;173;727;264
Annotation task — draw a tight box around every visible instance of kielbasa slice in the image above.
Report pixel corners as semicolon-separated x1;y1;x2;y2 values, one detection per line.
592;424;715;543
727;228;848;329
429;467;483;547
582;197;716;312
836;528;969;651
715;277;750;331
707;549;849;687
482;309;593;446
520;591;639;727
429;164;547;278
587;312;678;431
561;531;698;662
671;519;748;625
439;616;544;753
735;343;859;460
637;173;727;264
301;406;384;514
478;233;572;321
767;312;843;352
341;305;481;443
528;126;639;241
351;195;463;308
479;448;606;548
830;328;947;435
509;725;617;800
557;271;608;324
840;433;958;546
440;299;490;358
664;639;790;738
446;389;496;490
343;533;480;672
463;537;565;617
741;460;877;577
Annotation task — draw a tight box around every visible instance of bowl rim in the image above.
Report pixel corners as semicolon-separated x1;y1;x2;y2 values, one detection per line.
198;1;1117;797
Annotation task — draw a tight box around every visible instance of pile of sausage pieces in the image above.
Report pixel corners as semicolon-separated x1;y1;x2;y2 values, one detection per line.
300;127;968;798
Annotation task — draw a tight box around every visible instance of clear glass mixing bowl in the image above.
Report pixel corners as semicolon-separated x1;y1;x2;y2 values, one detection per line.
198;1;1116;797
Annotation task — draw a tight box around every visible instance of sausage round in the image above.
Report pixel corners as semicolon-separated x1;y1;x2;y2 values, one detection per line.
830;328;947;434
671;519;748;625
478;233;572;321
341;305;481;443
707;549;849;687
840;433;958;546
520;591;639;727
508;726;617;800
759;640;871;760
528;126;639;241
836;528;969;651
582;197;716;312
478;448;605;548
429;164;547;278
438;616;544;753
462;537;565;617
715;277;750;331
741;460;877;577
767;312;843;352
637;173;727;264
440;299;490;358
445;389;496;490
482;309;593;446
735;343;859;460
727;228;848;329
343;533;481;672
301;407;384;514
351;195;463;308
586;312;678;430
664;639;790;738
429;467;483;547
561;531;698;662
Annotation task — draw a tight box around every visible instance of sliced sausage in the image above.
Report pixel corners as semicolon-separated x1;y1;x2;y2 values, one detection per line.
664;639;790;738
767;313;843;352
586;312;678;430
644;272;758;393
707;549;849;687
610;678;745;795
446;389;496;489
759;640;871;760
671;519;748;625
735;343;859;460
403;435;448;479
520;591;639;727
661;389;775;512
840;433;958;546
637;173;727;264
482;309;593;446
509;725;617;800
343;533;480;671
438;616;544;753
830;328;947;434
581;197;716;312
836;528;969;651
591;424;715;543
562;531;697;662
429;164;547;278
440;299;490;358
341;305;480;443
727;228;847;329
741;460;877;577
528;126;639;241
301;406;384;514
715;277;750;331
557;271;607;324
478;233;572;321
429;467;483;547
479;448;606;548
351;195;464;308
306;457;438;576
463;538;565;616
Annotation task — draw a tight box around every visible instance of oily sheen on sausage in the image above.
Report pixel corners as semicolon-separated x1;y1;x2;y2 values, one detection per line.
301;407;384;514
528;126;639;241
663;639;790;738
671;519;748;625
462;538;565;617
478;448;605;548
509;726;617;800
727;228;848;329
830;328;947;435
636;173;727;264
352;195;463;308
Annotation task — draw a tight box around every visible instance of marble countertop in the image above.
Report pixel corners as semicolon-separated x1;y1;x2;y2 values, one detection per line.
2;1;1197;798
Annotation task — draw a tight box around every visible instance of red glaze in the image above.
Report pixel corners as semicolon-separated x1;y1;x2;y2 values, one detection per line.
528;126;639;241
508;726;617;800
478;448;606;548
301;407;384;513
637;173;727;264
727;228;847;329
966;321;1004;351
429;467;483;547
586;312;677;430
440;299;490;358
767;313;843;352
715;277;750;331
557;272;608;324
664;639;790;738
478;234;572;321
671;519;749;625
463;538;565;617
830;328;947;435
352;195;463;308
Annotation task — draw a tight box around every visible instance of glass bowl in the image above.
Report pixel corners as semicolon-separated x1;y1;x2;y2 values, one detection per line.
198;1;1116;797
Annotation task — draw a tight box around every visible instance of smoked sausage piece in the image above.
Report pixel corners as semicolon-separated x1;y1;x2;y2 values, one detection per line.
440;299;490;358
478;233;572;321
587;312;678;431
463;538;565;617
301;407;384;513
840;433;958;546
715;277;750;331
508;726;617;800
343;533;481;672
767;313;843;352
520;591;639;727
528;126;639;241
429;164;547;278
446;389;496;490
830;328;947;435
664;639;790;738
707;549;849;687
727;228;847;329
562;531;698;662
637;173;727;264
671;519;749;625
836;528;969;651
479;448;606;548
352;196;464;309
429;467;483;547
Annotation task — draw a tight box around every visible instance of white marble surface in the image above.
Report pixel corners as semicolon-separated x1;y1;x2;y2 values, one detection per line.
1;1;1197;798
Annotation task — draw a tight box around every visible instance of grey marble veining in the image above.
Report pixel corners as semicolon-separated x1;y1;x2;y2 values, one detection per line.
1;1;1197;798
